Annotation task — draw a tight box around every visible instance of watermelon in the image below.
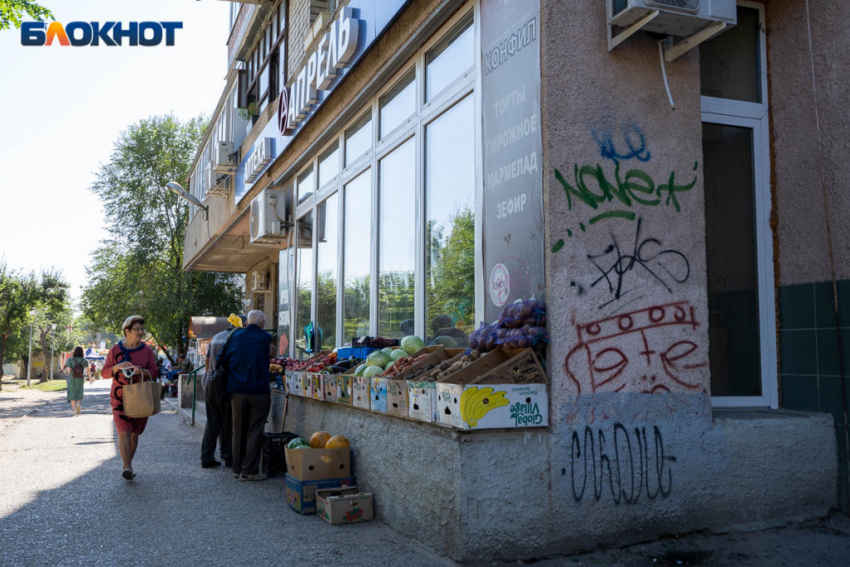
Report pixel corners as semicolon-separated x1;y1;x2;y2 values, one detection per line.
286;437;310;450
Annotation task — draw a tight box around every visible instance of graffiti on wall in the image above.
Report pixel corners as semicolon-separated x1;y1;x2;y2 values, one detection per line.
564;301;707;396
588;217;690;307
569;423;674;504
551;123;699;251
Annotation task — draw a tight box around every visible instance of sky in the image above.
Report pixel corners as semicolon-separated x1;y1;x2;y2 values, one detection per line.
0;0;231;306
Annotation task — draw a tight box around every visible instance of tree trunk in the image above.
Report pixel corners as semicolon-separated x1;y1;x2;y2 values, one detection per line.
0;335;7;392
37;326;52;382
22;355;29;383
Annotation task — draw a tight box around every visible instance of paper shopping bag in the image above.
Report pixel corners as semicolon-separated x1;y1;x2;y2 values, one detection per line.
124;373;161;418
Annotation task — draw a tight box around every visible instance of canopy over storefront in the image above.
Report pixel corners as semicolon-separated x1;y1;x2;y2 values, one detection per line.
188;317;230;340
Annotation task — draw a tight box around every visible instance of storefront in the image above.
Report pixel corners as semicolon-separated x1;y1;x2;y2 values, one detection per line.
183;0;847;562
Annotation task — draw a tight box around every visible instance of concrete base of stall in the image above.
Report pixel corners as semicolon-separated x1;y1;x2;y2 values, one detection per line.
277;392;838;563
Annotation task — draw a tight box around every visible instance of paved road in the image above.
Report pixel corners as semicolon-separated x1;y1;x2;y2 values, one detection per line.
3;380;850;567
0;380;454;567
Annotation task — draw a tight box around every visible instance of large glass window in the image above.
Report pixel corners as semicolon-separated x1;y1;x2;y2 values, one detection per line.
297;166;314;205
343;170;372;342
345;114;372;167
319;143;340;189
426;17;474;101
425;96;475;348
316;195;339;349
700;6;761;103
295;211;314;359
278;248;293;356
378;139;416;339
380;71;416;139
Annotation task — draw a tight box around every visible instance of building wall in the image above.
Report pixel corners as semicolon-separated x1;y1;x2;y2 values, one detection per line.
767;0;850;510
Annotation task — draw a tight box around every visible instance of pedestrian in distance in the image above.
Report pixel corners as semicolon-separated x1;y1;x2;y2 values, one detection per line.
101;315;159;482
200;316;245;469
218;310;272;481
61;346;92;415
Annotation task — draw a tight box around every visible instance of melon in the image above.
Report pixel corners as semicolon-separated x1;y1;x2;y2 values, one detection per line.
366;351;390;368
363;365;383;378
286;437;310;450
400;335;426;355
325;435;350;449
309;431;332;449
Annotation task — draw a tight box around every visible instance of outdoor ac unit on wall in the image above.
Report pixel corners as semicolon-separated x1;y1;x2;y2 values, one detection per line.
609;0;736;36
214;141;236;175
249;188;288;246
251;270;271;294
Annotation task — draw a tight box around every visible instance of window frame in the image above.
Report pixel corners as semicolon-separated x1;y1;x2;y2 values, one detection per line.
285;4;480;354
702;1;777;409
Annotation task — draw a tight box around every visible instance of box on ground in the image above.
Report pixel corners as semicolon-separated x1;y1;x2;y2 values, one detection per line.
316;487;374;524
436;348;549;430
286;474;355;515
352;376;371;409
284;447;352;481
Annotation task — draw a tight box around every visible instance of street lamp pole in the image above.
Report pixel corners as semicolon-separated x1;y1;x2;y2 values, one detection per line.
26;310;35;387
50;323;57;381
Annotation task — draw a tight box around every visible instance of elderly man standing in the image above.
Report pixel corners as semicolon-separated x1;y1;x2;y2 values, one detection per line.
217;310;272;481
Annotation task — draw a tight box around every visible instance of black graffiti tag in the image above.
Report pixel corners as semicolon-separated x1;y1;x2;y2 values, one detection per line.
588;218;689;305
570;424;674;505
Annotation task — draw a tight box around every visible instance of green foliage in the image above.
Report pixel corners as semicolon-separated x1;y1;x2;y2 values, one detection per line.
0;0;53;31
426;208;475;343
81;115;243;361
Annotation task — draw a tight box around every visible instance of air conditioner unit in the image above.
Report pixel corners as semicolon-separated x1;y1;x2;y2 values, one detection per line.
249;188;288;246
208;173;230;198
609;0;736;37
251;270;271;293
214;141;236;175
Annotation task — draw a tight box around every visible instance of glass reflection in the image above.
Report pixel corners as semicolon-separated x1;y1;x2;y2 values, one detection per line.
379;139;416;339
295;211;313;359
426;18;474;101
380;72;415;139
319;144;340;188
297;166;314;206
316;194;339;349
426;96;475;348
345;114;372;167
344;170;372;342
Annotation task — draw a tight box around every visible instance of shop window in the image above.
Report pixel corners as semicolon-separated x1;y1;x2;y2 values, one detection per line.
379;70;416;140
343;170;372;342
295;211;314;359
316;194;339;349
700;6;761;103
425;95;475;348
345;113;372;167
703;122;762;397
297;165;314;205
318;143;340;189
425;16;474;102
278;248;293;357
378;139;416;339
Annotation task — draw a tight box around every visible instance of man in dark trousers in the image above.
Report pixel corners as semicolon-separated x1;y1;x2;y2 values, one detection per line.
218;310;272;481
200;316;244;469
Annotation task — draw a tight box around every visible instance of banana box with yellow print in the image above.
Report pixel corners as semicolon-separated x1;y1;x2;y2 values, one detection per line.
437;348;549;430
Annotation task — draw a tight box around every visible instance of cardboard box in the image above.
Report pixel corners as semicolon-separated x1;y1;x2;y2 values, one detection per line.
408;381;438;422
392;348;464;381
285;475;355;515
336;374;352;405
284;447;352;481
386;379;408;417
323;375;339;402
310;373;325;400
300;373;313;398
436;348;549;430
369;377;388;413
352;376;371;409
316;487;374;524
285;371;297;395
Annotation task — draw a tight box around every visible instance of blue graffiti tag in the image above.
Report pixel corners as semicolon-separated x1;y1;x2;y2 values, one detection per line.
593;123;651;163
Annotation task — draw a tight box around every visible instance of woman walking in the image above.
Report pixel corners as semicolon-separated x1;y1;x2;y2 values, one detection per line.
102;315;159;481
61;346;91;415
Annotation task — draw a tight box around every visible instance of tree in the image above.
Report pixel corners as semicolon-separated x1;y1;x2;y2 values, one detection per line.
0;0;53;31
81;115;243;362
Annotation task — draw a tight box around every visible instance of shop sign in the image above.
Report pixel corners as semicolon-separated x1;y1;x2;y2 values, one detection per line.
280;8;360;135
245;137;275;183
481;0;545;321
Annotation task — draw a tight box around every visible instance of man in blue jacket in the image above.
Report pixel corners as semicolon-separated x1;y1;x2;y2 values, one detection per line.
217;310;272;481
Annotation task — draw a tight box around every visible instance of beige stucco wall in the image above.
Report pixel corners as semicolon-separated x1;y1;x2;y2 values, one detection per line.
542;1;710;403
768;0;850;285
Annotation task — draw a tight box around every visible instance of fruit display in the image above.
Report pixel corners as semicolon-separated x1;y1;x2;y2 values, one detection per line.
469;299;548;353
322;357;364;374
309;431;332;448
404;350;481;382
286;437;311;449
379;352;431;378
325;434;350;449
400;335;426;355
269;357;296;375
287;351;337;372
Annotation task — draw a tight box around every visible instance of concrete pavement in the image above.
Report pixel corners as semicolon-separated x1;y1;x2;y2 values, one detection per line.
2;379;850;566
